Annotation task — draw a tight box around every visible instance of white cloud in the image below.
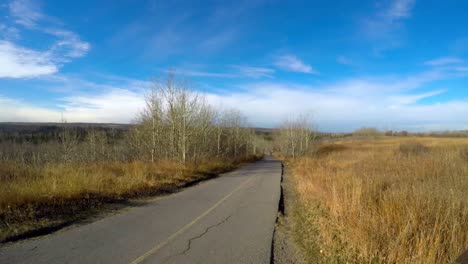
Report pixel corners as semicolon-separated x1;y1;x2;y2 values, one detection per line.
336;56;355;66
361;0;416;51
0;24;20;40
385;0;416;21
0;0;90;78
166;69;236;78
45;29;90;59
59;89;145;123
231;65;275;78
165;65;275;79
0;73;149;122
325;69;444;95
8;0;42;28
206;83;467;131
424;57;464;66
198;29;237;52
0;40;57;78
273;55;318;74
0;89;145;123
387;89;445;105
0;96;61;122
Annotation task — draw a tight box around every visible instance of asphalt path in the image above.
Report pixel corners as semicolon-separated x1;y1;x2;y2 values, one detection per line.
0;156;282;264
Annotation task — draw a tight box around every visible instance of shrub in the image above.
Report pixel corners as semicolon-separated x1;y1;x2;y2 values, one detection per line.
315;143;348;156
353;127;381;137
399;141;429;155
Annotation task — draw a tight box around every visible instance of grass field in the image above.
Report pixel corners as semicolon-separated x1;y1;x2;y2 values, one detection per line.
0;155;261;243
289;137;468;263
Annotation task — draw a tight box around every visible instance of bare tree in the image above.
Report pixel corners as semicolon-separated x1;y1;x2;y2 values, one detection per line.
58;119;79;163
84;128;108;162
275;114;316;158
132;73;256;164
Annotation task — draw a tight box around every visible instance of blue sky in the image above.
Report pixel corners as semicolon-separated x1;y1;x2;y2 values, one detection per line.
0;0;467;131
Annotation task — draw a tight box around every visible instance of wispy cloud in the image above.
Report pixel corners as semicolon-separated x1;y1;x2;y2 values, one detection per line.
8;0;42;28
113;1;263;59
387;89;445;105
273;55;318;74
0;40;57;78
45;29;90;59
424;56;464;66
326;69;445;95
0;0;90;78
163;65;275;79
231;65;275;78
336;56;355;66
454;66;468;73
143;16;238;58
38;73;150;94
361;0;416;52
385;0;416;21
0;23;20;40
198;29;238;52
165;69;236;78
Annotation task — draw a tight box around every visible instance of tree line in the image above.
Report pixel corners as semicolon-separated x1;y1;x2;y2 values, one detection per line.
0;74;264;166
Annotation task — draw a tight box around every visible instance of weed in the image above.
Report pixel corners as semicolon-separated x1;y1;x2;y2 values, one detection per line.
290;137;468;264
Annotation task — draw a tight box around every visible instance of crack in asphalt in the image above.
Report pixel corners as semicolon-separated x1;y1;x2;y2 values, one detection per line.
270;162;285;264
162;215;232;263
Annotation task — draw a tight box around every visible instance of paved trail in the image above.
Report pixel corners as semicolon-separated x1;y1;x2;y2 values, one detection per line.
0;157;282;264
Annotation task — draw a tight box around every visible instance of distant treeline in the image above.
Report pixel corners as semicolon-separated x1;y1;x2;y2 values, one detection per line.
318;127;468;138
0;123;130;144
386;130;468;138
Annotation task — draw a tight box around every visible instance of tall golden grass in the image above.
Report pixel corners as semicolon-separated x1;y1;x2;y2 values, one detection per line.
290;137;468;263
0;155;261;243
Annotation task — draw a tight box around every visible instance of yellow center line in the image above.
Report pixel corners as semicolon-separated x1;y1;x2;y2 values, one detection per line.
129;176;255;264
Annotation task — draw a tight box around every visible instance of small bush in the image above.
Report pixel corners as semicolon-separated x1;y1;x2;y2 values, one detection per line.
315;143;348;156
399;141;429;155
353;127;381;137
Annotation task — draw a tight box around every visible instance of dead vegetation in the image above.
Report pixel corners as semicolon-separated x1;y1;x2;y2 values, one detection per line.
288;137;468;263
0;157;259;243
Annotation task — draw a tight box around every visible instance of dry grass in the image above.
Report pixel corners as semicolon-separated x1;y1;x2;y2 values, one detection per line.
0;155;261;243
290;137;468;263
